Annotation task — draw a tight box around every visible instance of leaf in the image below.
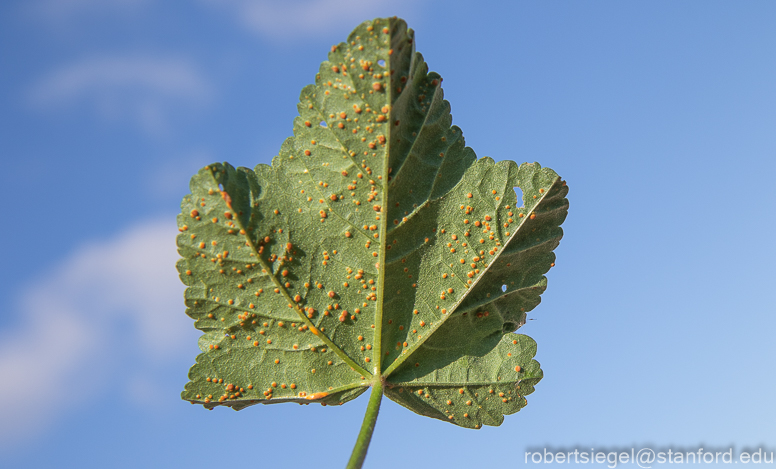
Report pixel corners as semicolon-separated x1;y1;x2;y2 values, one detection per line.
177;17;568;428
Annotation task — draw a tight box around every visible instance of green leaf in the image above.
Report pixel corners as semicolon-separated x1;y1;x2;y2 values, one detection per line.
384;334;542;428
177;17;568;430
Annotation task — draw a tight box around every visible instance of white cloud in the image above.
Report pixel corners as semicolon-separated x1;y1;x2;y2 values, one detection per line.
203;0;418;40
0;219;189;447
27;55;212;135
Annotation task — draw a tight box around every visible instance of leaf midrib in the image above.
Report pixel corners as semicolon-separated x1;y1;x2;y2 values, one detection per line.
373;22;393;376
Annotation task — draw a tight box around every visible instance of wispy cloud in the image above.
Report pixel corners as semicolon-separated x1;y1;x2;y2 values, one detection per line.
0;220;189;447
203;0;418;40
27;55;212;135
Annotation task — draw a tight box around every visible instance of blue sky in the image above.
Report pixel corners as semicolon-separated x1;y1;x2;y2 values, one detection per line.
1;1;774;468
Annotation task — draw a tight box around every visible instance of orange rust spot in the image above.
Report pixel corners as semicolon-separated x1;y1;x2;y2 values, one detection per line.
306;392;329;400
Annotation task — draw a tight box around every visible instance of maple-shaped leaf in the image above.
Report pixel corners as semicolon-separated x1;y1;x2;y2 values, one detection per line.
177;17;568;433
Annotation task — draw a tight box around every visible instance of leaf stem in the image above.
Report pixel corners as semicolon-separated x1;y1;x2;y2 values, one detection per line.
346;379;384;469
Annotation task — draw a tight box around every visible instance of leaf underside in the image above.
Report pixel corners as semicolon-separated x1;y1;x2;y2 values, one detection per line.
177;17;568;429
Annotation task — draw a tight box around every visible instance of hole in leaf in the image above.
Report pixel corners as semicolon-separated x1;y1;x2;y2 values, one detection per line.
501;284;507;292
377;59;385;67
514;187;524;208
319;121;327;127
